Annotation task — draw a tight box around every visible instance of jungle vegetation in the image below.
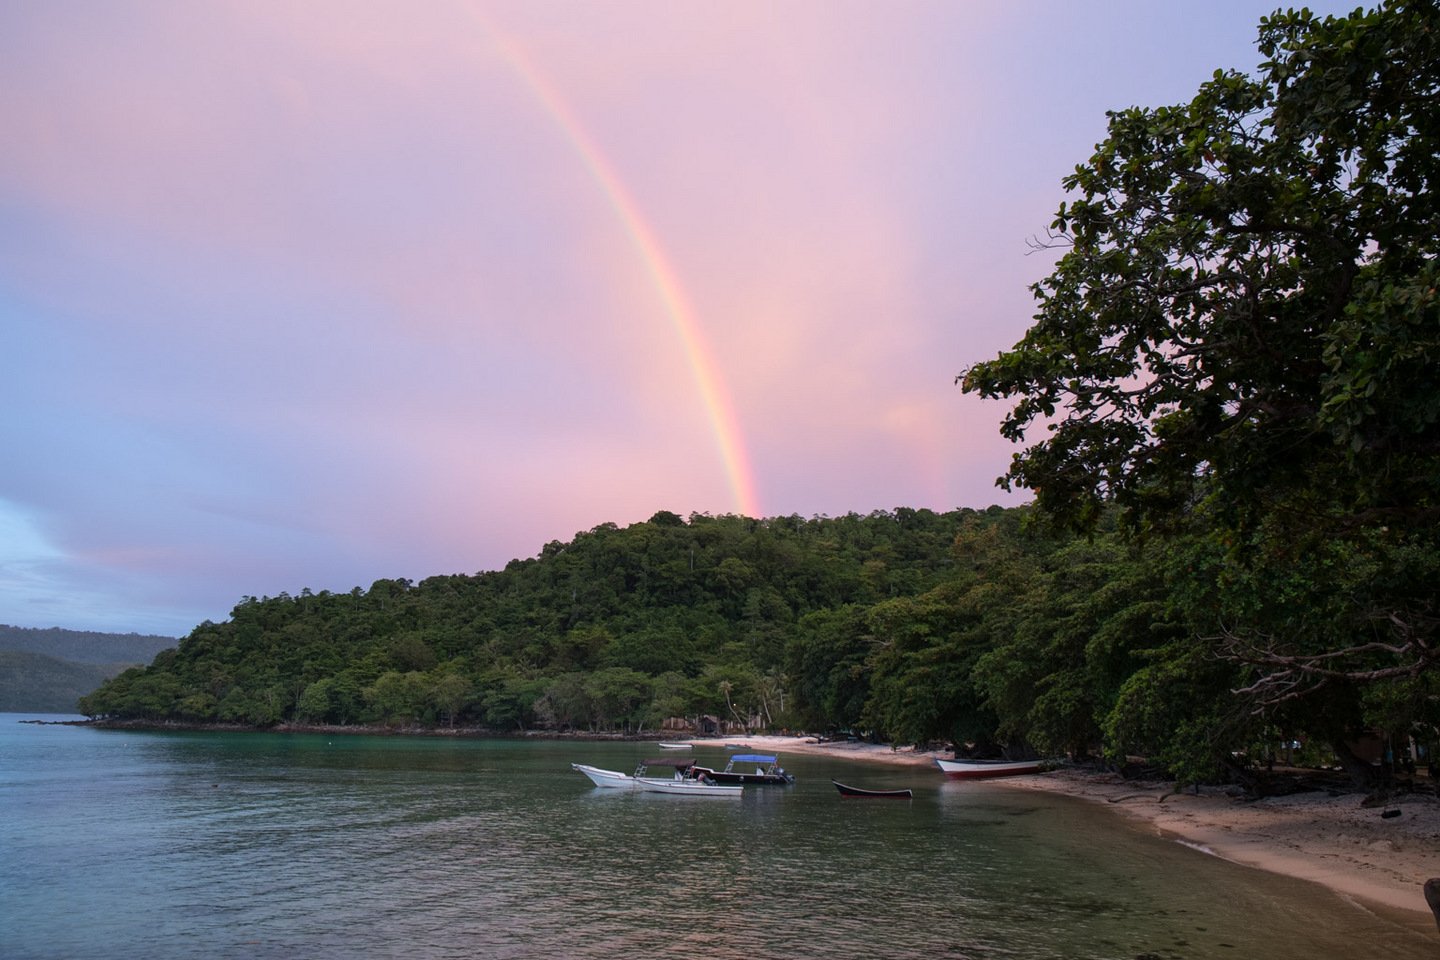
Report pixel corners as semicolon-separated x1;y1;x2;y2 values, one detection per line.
962;1;1439;782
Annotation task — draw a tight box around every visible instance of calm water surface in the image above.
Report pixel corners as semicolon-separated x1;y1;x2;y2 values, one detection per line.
2;714;1433;959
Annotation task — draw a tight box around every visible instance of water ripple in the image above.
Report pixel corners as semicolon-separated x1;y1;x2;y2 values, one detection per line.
3;723;1435;959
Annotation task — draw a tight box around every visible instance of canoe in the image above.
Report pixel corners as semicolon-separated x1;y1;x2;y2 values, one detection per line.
934;758;1043;779
636;777;743;797
571;762;636;789
832;779;912;799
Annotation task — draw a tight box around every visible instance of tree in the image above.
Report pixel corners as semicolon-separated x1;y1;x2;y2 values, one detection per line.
429;670;472;728
478;669;544;731
538;673;591;731
784;606;871;731
297;678;333;722
961;1;1440;708
365;671;429;726
584;667;652;732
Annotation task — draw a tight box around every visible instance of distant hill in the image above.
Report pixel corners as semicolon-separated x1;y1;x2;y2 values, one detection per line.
0;625;177;714
0;625;177;665
0;650;127;713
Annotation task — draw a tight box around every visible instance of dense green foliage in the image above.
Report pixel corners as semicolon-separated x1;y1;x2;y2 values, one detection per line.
962;1;1439;780
76;501;1433;781
62;509;1172;753
80;509;994;734
77;505;1277;778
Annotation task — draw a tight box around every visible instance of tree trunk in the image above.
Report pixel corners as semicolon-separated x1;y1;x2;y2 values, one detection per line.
1329;736;1376;789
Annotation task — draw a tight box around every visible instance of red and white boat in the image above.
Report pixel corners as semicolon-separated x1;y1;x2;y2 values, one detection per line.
935;757;1043;779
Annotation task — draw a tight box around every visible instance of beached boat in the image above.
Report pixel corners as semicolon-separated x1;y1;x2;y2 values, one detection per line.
934;757;1043;779
571;762;636;789
691;753;795;785
832;779;913;799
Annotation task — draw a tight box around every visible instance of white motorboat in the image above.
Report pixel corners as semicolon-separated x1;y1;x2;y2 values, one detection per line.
571;762;636;789
635;776;742;797
656;741;692;750
571;757;699;790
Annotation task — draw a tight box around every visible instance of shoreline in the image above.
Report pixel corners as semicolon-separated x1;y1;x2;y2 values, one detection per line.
718;734;1440;932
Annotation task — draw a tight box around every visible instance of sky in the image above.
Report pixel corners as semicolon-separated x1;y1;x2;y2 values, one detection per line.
1;0;1355;638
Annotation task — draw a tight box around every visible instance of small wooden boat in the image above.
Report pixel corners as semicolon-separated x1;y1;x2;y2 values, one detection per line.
832;779;912;799
934;757;1043;779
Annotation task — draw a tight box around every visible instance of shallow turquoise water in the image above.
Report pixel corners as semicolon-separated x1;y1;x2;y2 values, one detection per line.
1;714;1433;959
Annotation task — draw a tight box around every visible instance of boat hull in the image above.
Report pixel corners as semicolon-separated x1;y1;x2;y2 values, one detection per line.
635;777;742;797
691;769;793;785
692;754;795;785
571;763;637;789
935;758;1042;779
832;780;912;799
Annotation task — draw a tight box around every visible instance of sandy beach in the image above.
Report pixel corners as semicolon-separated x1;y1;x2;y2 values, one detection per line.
685;734;1440;932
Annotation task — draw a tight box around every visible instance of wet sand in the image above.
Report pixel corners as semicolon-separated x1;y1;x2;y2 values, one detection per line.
681;734;1440;929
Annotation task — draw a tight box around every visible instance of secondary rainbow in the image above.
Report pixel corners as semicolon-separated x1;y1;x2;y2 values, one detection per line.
486;30;761;519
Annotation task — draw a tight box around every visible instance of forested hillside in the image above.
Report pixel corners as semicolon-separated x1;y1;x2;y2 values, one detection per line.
0;625;178;714
0;625;177;665
80;508;998;735
75;503;1438;784
0;651;119;714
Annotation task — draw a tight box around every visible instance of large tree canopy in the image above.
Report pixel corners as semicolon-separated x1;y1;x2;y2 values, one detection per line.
962;1;1439;706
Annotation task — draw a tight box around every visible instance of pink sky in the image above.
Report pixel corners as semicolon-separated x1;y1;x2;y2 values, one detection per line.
0;1;1353;636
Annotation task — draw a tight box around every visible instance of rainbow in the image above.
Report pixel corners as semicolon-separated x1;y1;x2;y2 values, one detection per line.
485;29;761;519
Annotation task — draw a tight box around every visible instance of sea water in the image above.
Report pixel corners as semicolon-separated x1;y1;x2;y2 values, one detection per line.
1;713;1433;959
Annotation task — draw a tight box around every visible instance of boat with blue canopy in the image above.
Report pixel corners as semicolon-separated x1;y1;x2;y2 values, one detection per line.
691;753;795;785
